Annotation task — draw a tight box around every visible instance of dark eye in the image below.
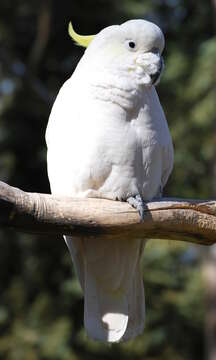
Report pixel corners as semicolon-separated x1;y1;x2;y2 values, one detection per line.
128;41;136;49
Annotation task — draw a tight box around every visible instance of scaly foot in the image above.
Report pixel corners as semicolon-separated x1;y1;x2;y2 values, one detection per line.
127;194;147;222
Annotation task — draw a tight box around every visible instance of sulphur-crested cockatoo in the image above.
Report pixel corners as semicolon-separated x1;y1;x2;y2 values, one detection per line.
46;19;174;342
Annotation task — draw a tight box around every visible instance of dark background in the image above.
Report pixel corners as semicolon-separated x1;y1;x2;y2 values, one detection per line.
0;0;216;359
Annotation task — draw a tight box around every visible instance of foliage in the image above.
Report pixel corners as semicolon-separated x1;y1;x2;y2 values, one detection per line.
0;0;215;359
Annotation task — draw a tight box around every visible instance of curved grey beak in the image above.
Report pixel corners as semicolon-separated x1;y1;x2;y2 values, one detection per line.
150;56;164;85
135;52;164;86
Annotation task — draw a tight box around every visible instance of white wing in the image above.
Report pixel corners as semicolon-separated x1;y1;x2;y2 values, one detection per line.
46;65;173;342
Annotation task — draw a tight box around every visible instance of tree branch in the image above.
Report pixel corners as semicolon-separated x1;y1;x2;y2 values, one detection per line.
0;180;216;244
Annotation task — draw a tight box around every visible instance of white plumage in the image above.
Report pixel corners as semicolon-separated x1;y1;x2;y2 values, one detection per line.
46;19;174;342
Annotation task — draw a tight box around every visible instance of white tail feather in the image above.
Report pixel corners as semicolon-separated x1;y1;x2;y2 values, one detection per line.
65;236;145;342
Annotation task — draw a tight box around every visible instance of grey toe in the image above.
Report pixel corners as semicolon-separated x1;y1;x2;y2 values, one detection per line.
127;195;146;221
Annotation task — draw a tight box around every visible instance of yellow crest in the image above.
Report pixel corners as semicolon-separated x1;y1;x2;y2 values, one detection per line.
68;22;95;48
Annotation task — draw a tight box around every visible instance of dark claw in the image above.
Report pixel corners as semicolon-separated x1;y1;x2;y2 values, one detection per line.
127;194;147;222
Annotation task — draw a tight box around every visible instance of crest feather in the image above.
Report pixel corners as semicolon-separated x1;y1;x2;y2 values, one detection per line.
68;22;95;48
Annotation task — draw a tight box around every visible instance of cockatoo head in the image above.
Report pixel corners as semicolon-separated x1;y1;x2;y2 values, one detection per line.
69;19;165;87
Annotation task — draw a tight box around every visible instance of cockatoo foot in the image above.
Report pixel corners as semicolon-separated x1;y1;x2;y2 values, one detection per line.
127;194;146;221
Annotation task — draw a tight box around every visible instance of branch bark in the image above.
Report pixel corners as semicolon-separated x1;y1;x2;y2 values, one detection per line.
0;180;216;244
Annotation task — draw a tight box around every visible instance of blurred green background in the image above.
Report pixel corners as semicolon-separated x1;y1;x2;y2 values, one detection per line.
0;0;216;359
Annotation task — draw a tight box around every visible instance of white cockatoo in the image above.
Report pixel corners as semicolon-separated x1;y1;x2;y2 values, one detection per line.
46;19;174;343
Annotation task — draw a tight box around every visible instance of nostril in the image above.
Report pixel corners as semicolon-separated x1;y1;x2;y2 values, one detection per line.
151;47;159;54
